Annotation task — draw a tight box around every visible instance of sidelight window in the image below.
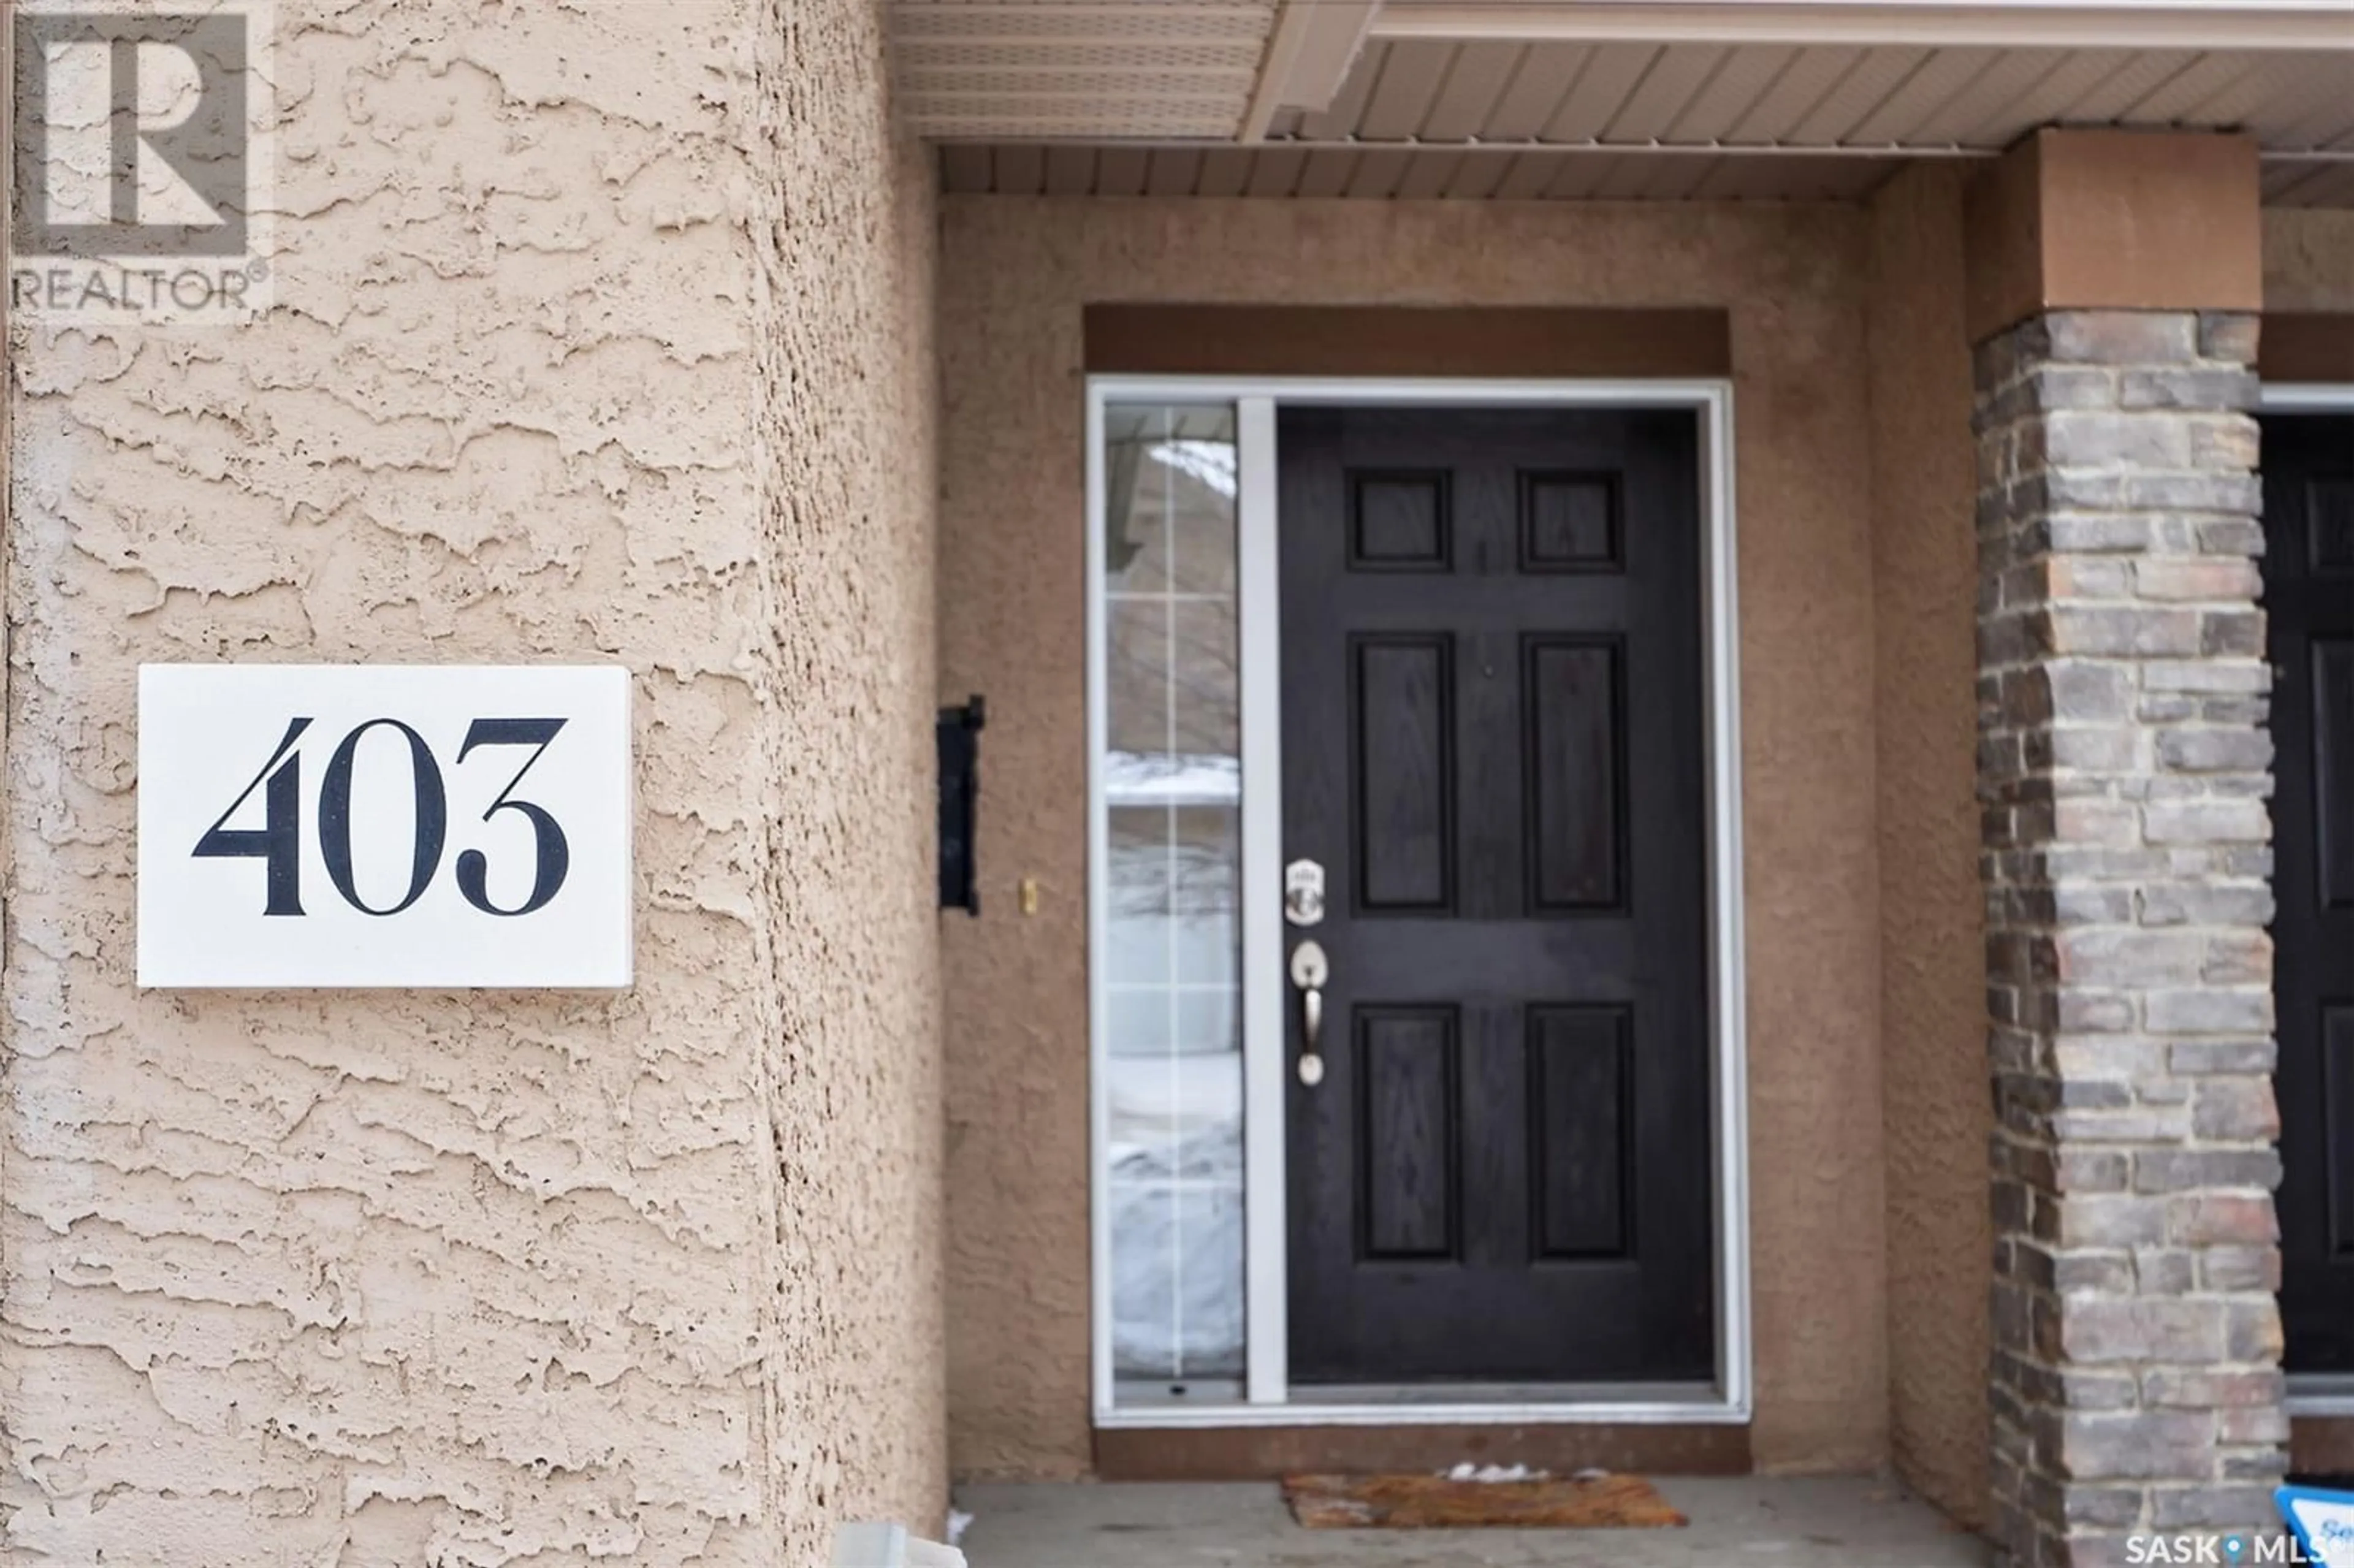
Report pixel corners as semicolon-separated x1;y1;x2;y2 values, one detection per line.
1098;403;1247;1398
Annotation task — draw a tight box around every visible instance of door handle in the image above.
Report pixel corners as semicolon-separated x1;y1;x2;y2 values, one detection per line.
1290;939;1329;1087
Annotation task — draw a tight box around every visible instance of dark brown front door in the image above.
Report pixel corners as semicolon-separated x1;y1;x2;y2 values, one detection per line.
1278;405;1714;1385
2268;411;2354;1376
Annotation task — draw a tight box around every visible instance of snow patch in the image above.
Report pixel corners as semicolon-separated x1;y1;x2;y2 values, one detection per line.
1443;1463;1553;1484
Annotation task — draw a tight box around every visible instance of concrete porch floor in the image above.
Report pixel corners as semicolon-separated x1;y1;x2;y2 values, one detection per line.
956;1478;1994;1567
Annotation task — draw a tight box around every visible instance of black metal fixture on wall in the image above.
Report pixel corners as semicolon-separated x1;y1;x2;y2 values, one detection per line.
937;696;985;914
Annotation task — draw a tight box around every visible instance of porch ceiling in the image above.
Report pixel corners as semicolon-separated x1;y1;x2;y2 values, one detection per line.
936;142;1924;202
896;0;2354;204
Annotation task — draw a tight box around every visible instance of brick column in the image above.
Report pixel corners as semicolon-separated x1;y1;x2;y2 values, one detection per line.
1975;306;2286;1566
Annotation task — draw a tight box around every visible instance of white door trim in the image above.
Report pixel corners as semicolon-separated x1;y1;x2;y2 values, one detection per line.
1235;394;1289;1406
1086;375;1749;1429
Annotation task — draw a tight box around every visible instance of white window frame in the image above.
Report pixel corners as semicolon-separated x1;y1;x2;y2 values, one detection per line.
2261;380;2354;1423
1086;376;1749;1429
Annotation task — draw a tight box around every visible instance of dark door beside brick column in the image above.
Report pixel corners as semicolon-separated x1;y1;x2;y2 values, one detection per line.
2264;411;2354;1376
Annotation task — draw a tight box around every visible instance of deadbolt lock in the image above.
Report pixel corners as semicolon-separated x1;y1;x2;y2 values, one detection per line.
1284;858;1326;927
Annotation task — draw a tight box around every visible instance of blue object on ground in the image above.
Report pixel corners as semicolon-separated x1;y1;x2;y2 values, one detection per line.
2279;1485;2354;1566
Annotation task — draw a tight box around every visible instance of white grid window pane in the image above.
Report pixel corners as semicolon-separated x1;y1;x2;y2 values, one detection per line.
1102;403;1244;1390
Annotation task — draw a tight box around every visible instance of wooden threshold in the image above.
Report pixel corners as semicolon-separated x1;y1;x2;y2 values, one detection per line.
2293;1416;2354;1480
2262;313;2354;383
1094;1421;1751;1481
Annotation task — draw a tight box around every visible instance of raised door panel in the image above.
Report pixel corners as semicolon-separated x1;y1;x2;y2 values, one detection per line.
2317;638;2354;911
1523;636;1628;913
2328;1005;2354;1260
1352;635;1455;913
1528;1005;1633;1260
1355;1007;1460;1262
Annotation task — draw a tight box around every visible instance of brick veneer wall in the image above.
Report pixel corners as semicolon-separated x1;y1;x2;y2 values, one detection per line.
1975;310;2288;1567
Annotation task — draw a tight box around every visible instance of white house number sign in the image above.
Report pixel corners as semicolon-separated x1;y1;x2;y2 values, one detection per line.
138;665;633;988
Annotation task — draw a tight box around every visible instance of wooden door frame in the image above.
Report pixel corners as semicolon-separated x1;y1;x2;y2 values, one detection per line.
1084;376;1749;1430
2263;378;2354;1425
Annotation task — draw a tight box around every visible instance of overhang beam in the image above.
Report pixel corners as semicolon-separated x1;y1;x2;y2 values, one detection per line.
1242;0;1383;138
1371;2;2354;52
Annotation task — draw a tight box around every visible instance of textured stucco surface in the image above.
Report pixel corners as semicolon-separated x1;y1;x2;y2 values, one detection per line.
2;2;943;1564
2262;209;2354;310
937;196;1891;1480
1862;166;1994;1531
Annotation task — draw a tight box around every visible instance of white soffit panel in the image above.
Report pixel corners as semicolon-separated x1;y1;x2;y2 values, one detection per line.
894;1;1279;139
939;141;1910;200
1371;3;2354;53
941;138;2354;205
1281;40;2354;154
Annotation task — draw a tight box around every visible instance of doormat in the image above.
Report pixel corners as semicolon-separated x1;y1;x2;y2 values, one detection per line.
1282;1472;1688;1530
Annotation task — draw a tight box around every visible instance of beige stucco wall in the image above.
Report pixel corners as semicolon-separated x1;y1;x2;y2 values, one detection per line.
937;196;1892;1480
1;3;943;1564
2264;209;2354;310
1862;165;1994;1530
